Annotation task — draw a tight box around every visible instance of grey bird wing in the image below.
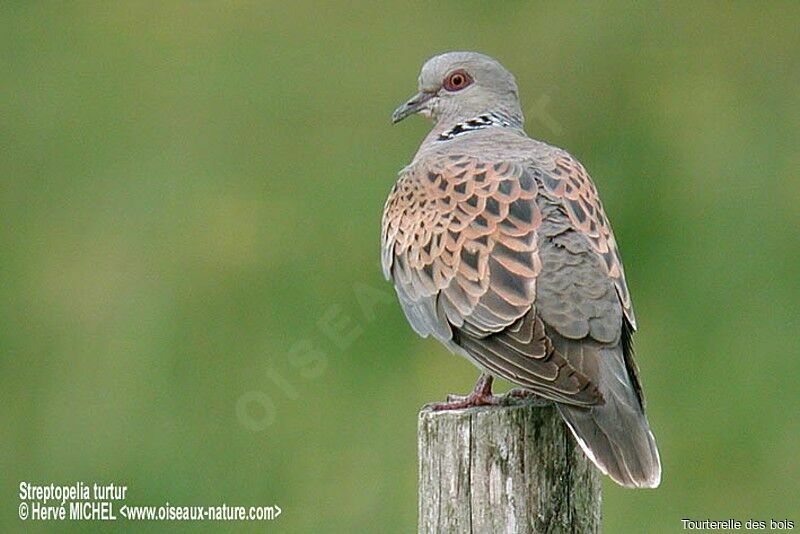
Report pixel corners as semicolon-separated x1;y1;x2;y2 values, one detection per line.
534;150;637;330
381;153;600;406
530;147;661;488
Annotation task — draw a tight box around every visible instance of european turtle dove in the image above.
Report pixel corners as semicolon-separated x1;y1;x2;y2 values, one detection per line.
381;51;661;488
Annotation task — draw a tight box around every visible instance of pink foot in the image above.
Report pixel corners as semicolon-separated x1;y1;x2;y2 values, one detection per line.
427;373;503;411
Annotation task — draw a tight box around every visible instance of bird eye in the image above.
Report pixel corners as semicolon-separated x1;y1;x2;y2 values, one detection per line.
443;70;473;92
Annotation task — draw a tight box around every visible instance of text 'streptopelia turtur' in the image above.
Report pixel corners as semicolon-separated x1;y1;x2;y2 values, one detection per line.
381;51;661;488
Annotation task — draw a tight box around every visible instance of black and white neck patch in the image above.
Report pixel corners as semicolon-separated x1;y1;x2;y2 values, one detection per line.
436;112;519;142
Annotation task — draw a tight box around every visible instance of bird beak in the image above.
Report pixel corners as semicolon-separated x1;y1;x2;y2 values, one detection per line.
392;91;435;123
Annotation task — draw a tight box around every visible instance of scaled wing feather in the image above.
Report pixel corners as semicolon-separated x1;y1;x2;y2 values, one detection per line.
381;154;601;405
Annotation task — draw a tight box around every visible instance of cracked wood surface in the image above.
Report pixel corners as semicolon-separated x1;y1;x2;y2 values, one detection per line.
418;402;601;533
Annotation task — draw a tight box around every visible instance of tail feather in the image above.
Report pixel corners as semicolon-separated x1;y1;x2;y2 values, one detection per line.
552;334;661;488
558;397;661;488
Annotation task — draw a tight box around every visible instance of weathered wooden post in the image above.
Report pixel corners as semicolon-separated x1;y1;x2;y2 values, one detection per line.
418;400;601;533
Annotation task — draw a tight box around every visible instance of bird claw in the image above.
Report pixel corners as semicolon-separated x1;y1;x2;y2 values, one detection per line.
505;388;535;399
426;373;500;411
503;388;551;406
427;387;550;411
428;392;504;411
425;374;550;411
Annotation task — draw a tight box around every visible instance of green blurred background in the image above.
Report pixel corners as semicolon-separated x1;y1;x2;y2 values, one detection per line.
2;2;799;532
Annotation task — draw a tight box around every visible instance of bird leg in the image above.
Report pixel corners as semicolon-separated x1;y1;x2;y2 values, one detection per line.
427;373;503;411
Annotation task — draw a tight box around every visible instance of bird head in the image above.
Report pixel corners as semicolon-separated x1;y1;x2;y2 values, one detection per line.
392;51;523;126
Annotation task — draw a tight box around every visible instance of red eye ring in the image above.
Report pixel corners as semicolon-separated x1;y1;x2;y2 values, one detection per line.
443;69;473;92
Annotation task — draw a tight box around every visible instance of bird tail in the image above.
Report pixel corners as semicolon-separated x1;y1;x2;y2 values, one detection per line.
555;343;662;488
